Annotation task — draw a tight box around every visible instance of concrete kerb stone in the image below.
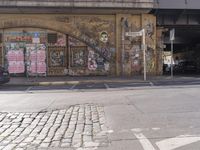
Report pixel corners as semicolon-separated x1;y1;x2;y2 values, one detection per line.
6;81;80;86
38;79;148;86
7;79;148;86
38;81;80;86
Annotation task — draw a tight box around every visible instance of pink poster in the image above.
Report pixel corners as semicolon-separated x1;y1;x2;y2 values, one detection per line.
37;62;46;73
26;44;47;75
8;61;16;73
37;50;46;62
30;62;37;73
30;51;37;62
16;51;24;61
8;61;24;73
7;51;16;61
17;61;25;73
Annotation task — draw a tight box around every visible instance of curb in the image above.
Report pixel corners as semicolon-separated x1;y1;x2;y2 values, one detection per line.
7;79;149;86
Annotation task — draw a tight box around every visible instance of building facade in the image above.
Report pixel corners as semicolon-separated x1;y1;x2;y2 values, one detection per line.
0;0;162;77
153;0;200;74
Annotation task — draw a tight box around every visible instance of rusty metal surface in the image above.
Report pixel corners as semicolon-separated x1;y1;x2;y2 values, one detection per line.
0;0;154;8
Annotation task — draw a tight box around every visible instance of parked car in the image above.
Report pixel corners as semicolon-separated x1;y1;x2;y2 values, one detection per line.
0;66;10;84
174;61;198;73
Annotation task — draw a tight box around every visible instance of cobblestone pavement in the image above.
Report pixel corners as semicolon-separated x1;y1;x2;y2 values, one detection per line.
0;104;108;150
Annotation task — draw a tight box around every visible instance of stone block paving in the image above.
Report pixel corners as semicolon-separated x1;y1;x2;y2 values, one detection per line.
0;104;109;150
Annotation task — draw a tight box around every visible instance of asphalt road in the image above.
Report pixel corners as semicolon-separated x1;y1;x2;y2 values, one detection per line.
1;78;200;92
0;81;200;149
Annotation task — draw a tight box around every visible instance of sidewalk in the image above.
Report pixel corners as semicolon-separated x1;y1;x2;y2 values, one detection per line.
6;75;200;86
7;76;144;86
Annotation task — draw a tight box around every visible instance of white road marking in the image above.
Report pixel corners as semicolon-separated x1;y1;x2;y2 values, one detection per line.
134;133;156;150
26;86;32;92
105;130;114;133
104;83;110;89
152;127;160;131
156;134;200;150
131;128;143;133
70;84;77;90
149;82;154;86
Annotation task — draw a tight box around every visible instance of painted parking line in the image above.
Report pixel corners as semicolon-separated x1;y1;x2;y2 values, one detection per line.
70;84;77;90
104;83;110;89
132;128;200;150
134;133;155;150
156;135;200;150
25;86;32;92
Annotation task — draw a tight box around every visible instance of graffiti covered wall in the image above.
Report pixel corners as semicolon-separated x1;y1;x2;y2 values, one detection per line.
116;14;157;76
0;14;160;76
0;14;116;76
71;16;116;75
142;14;156;75
68;35;111;76
156;27;165;75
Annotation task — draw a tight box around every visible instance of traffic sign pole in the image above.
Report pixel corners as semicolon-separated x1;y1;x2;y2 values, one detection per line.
171;40;173;78
142;29;146;81
170;29;175;79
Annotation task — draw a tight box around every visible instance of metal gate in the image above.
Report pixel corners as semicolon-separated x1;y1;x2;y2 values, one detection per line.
48;46;68;76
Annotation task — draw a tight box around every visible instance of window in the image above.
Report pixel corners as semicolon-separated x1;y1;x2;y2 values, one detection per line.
47;33;57;44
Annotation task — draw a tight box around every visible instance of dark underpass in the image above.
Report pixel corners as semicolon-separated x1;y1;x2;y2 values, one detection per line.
153;8;200;75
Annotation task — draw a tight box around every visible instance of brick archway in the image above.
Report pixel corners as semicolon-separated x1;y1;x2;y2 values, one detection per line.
0;15;113;62
0;17;82;43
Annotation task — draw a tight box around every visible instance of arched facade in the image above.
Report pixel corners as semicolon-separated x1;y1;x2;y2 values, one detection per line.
0;14;161;77
0;14;116;76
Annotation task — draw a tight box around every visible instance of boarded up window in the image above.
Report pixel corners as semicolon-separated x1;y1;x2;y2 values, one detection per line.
0;34;2;43
48;33;57;44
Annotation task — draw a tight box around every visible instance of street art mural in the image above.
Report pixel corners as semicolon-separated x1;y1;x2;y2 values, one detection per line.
87;47;110;71
55;33;66;46
145;22;154;40
69;35;112;75
99;31;109;43
120;15;143;75
0;14;116;76
47;46;67;76
49;49;65;67
142;14;156;74
88;50;98;71
70;46;88;68
130;45;141;74
74;16;115;63
118;14;156;76
0;14;158;76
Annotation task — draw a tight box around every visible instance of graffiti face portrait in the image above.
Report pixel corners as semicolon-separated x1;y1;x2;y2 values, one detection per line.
145;22;154;39
100;32;108;43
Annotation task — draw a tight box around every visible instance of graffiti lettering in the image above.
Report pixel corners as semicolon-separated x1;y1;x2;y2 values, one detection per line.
88;50;98;71
70;46;88;68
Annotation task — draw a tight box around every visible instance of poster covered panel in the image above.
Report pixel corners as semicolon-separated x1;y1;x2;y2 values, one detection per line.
6;43;25;74
26;44;46;76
